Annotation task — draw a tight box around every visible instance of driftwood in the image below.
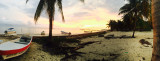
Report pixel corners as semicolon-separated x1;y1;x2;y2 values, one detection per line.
104;34;133;39
104;34;114;39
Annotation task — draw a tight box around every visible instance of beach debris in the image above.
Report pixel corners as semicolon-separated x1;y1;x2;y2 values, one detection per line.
119;35;126;39
125;52;128;53
142;57;145;60
107;34;114;37
104;34;114;39
98;34;104;37
139;39;152;47
109;53;119;56
146;37;153;39
108;53;120;60
41;31;45;35
139;57;145;61
139;39;151;45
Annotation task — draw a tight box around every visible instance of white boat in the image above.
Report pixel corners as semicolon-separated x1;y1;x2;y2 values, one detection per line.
0;35;32;60
4;28;16;34
41;31;45;35
61;31;71;35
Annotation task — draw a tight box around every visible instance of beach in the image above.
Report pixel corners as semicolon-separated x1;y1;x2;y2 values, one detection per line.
74;31;153;61
1;31;153;61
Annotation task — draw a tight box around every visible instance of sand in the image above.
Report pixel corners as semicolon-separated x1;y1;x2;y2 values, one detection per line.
6;42;64;61
73;31;153;61
1;31;153;61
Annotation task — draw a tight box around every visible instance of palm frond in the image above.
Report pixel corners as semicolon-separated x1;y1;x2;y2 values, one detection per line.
57;0;65;22
34;0;45;23
141;0;150;18
26;0;29;3
80;0;85;3
119;4;132;15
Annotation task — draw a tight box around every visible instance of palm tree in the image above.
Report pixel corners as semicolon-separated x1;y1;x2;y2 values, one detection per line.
26;0;84;40
151;0;160;61
108;20;117;31
119;0;150;37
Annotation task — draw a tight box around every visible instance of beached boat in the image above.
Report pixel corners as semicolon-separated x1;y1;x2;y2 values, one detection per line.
4;28;16;34
61;31;71;35
0;36;32;60
84;31;92;33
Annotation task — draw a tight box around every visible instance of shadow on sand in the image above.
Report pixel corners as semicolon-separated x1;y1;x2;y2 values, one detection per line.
32;36;100;61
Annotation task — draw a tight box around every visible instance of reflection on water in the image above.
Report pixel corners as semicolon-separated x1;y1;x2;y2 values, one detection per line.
0;26;84;35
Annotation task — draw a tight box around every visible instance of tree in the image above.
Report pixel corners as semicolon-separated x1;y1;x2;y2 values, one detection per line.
108;20;117;31
26;0;84;40
151;0;160;61
119;0;150;37
122;13;134;31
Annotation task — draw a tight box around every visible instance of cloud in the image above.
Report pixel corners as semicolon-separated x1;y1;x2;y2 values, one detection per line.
0;3;8;9
73;12;90;17
0;0;125;30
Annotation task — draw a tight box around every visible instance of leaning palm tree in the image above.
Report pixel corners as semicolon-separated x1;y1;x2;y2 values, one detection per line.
151;0;160;61
119;0;150;37
26;0;84;40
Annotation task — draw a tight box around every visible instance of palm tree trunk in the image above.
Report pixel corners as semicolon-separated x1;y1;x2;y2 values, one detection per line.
151;0;160;61
132;21;136;38
49;17;53;40
132;29;136;38
132;13;137;38
132;20;137;38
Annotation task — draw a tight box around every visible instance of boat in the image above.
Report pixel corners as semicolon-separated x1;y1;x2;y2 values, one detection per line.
41;31;45;35
61;31;71;35
84;31;92;33
4;28;16;34
0;35;32;60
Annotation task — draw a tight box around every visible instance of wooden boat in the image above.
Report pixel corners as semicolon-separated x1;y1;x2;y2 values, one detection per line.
0;36;32;60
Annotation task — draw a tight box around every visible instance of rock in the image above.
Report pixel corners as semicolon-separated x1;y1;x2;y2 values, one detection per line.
142;57;145;60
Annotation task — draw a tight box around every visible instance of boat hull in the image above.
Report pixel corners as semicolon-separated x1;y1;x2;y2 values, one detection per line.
0;36;32;60
0;42;31;55
1;48;28;60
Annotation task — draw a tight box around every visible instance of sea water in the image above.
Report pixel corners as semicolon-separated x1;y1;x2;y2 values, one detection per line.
0;25;84;36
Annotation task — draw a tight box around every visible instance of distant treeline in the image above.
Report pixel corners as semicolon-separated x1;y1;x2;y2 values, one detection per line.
108;19;152;31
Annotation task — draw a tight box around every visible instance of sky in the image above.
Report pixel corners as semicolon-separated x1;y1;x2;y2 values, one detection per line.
0;0;125;30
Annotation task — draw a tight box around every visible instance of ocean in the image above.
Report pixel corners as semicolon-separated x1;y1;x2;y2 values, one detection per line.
0;25;84;36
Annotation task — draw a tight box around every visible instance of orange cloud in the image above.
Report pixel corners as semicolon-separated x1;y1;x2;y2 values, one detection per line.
35;6;122;30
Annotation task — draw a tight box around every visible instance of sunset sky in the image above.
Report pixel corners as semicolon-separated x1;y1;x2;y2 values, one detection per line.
0;0;125;30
